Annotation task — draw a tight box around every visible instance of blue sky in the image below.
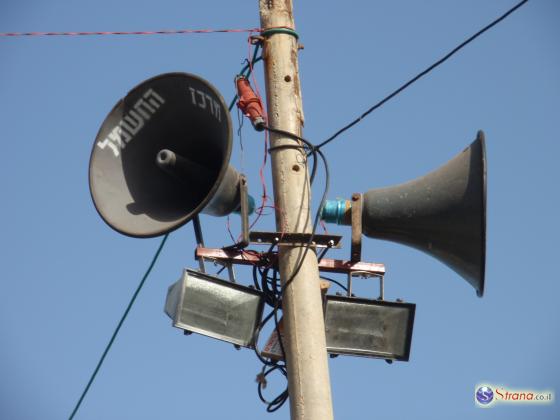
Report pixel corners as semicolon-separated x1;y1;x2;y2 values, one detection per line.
1;1;558;419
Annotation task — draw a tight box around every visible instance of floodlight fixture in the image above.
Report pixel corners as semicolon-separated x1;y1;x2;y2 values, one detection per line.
325;295;415;361
165;269;265;348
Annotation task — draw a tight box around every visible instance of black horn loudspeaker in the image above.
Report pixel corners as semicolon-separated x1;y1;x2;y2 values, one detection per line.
89;72;248;238
322;131;487;296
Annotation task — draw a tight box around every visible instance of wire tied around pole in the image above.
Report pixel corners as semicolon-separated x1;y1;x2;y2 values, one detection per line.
260;27;299;40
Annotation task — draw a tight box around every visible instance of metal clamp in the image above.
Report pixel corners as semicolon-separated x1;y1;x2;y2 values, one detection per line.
346;270;384;300
223;175;250;251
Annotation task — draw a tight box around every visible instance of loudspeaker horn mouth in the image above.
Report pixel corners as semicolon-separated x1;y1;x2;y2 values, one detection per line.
320;131;487;298
89;72;239;238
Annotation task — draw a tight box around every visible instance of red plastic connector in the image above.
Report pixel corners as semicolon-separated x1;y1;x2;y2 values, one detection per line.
236;76;265;131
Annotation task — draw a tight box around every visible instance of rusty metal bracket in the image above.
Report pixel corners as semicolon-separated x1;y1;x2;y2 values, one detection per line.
347;270;385;300
192;215;206;273
195;247;385;277
239;176;250;247
223;175;250;251
351;193;363;262
249;231;342;248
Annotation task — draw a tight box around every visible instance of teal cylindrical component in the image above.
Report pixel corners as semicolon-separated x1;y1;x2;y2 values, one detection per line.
234;194;256;216
247;194;256;215
321;199;348;224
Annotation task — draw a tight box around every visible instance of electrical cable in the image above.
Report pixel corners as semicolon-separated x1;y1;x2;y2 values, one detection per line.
251;126;331;412
236;106;246;174
247;41;274;233
316;0;530;149
263;126;330;251
253;311;280;367
265;126;319;185
249;2;532;402
228;43;262;110
0;27;263;38
252;258;291;412
68;233;169;420
271;144;330;317
258;125;330;297
253;8;531;401
257;364;289;413
226;44;265;243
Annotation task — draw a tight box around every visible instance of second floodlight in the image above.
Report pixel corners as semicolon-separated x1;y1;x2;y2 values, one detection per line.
325;296;415;361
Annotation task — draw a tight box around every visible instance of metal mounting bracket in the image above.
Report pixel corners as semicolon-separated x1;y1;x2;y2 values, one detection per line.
249;231;342;248
350;193;363;262
195;247;385;277
223;175;250;251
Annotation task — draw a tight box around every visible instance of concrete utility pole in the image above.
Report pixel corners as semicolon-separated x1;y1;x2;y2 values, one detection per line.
259;1;334;419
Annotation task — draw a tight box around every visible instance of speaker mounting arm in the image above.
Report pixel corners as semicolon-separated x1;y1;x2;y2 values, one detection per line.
223;175;251;251
193;215;207;273
238;175;250;249
350;193;363;263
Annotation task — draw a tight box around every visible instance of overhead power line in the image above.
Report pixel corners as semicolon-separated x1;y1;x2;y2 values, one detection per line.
316;0;530;149
0;27;261;37
0;26;297;38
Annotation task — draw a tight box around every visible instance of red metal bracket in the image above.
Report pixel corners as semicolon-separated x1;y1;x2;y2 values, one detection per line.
195;247;385;277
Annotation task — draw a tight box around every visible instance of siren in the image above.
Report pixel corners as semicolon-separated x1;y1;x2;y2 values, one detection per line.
89;72;254;238
322;131;487;296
